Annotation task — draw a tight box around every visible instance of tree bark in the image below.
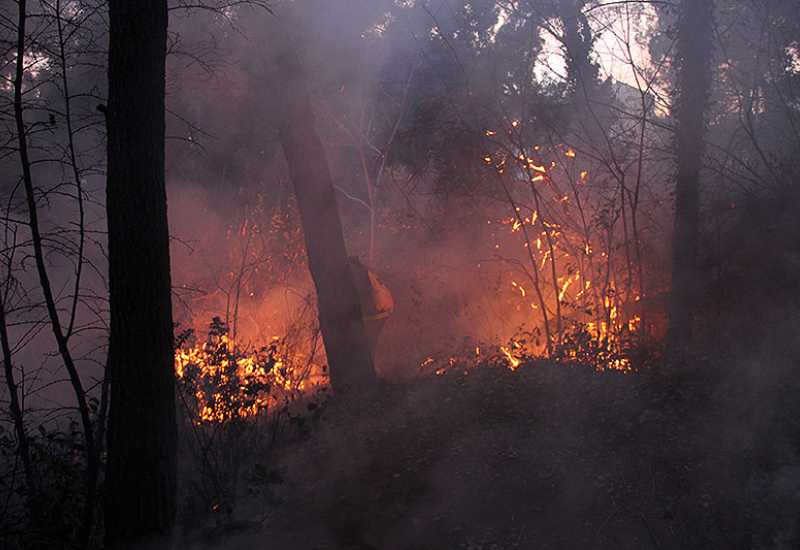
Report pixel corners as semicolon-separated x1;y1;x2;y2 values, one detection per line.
667;0;714;357
274;47;377;394
104;1;177;548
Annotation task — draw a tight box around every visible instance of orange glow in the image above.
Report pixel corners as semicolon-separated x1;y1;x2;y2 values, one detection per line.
175;332;326;423
500;346;522;370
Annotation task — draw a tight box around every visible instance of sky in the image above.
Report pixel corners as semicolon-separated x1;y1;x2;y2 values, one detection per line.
532;3;658;90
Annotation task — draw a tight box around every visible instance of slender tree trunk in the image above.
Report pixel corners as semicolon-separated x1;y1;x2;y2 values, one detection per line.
55;0;87;342
6;9;36;524
275;47;377;393
667;0;714;357
104;1;177;548
15;2;98;546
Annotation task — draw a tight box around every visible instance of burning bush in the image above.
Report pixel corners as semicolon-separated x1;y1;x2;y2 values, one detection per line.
175;317;327;525
175;317;326;423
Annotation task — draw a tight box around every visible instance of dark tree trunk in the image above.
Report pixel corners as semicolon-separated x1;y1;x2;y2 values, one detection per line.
104;1;177;548
8;1;39;528
275;48;377;394
558;0;597;93
667;0;714;357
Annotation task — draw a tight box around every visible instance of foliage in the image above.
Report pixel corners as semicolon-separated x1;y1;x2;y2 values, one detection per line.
174;317;326;528
176;317;277;423
0;418;94;548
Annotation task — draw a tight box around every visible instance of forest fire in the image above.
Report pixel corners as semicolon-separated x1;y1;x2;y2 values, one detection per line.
173;126;652;423
6;0;799;547
475;126;652;372
175;321;326;422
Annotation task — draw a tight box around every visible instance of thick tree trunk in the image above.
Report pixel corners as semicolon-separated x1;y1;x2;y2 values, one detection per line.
667;0;714;357
104;1;177;548
275;48;377;394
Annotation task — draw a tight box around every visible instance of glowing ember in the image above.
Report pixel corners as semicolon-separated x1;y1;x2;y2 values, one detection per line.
499;346;522;370
476;130;650;372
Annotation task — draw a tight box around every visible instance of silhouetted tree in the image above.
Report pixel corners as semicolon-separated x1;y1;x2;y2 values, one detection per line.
557;0;598;92
667;0;715;356
274;46;377;393
103;0;177;547
13;1;100;545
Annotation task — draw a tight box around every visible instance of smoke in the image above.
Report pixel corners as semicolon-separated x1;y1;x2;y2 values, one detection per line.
162;4;560;380
160;3;799;547
2;1;799;547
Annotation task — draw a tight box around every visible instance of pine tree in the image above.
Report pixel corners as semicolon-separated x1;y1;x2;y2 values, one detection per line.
104;1;177;547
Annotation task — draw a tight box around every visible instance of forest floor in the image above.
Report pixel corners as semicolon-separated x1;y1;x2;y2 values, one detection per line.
183;349;800;550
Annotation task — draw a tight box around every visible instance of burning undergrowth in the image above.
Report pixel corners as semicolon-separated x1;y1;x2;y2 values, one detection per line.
167;129;667;425
417;319;657;381
170;184;329;424
174;316;329;524
175;316;327;423
165;107;670;426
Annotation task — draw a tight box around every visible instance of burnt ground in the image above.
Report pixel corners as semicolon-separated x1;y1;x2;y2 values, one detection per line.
182;350;800;550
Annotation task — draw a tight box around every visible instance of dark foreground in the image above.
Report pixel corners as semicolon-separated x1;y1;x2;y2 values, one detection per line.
181;348;800;550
